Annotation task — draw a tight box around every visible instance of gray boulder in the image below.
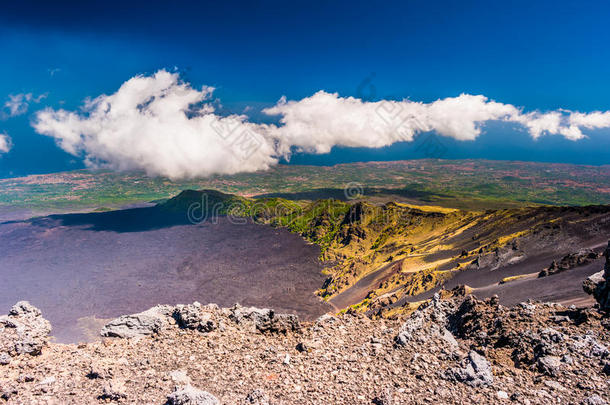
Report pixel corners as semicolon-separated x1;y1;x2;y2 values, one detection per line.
582;394;606;405
538;355;562;376
583;271;604;295
0;301;51;357
101;305;173;338
583;241;610;311
100;380;127;401
245;389;269;404
173;303;216;332
445;350;493;387
395;294;456;347
166;385;219;405
9;301;41;317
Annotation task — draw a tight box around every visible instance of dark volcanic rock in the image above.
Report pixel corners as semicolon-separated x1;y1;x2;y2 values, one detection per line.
540;249;600;277
244;389;269;405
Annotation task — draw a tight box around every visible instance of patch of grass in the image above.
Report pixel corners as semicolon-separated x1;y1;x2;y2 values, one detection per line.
499;274;530;284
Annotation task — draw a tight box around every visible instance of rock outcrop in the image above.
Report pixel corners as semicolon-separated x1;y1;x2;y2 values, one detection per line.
101;305;174;338
229;304;300;334
0;301;51;362
584;241;610;311
100;302;300;339
540;248;601;277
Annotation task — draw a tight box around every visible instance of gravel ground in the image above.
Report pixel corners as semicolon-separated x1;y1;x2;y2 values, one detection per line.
2;295;610;404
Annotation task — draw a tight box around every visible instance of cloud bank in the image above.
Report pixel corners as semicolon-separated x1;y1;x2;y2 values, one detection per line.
0;132;12;154
32;69;610;179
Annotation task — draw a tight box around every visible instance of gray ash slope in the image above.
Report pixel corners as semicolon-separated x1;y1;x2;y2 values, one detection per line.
0;196;331;343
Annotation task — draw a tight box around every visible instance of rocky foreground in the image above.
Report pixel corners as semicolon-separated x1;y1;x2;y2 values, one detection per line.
1;290;610;405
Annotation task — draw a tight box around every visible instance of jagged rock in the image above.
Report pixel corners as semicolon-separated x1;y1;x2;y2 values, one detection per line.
0;301;51;358
395;293;457;346
14;336;45;356
0;352;10;365
87;360;114;379
166;385;219;405
543;380;565;391
584;241;610;312
100;302;300;338
100;380;127;401
538;355;561;376
570;333;608;358
445;351;493;387
9;302;40;318
0;385;17;401
244;389;269;404
440;328;459;348
582;394;606;405
539;249;600;277
229;304;299;333
173;303;216;332
2;296;610;403
468;245;524;271
584;271;604;294
35;376;56;394
101;305;173;338
315;314;338;325
372;387;393;405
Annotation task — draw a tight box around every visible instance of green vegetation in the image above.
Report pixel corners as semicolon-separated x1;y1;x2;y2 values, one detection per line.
499;274;531;284
1;160;610;216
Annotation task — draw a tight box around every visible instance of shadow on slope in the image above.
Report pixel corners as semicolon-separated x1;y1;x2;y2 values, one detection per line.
3;189;245;233
254;187;451;202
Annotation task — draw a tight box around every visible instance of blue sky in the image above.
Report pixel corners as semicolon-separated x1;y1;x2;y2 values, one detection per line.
1;0;610;177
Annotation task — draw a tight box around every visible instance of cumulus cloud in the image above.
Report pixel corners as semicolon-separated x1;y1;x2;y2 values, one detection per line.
0;132;12;154
2;93;47;119
263;92;522;154
33;70;277;179
31;69;610;179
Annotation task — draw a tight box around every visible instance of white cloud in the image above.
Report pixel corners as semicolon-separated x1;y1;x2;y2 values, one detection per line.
569;111;610;130
0;132;12;154
2;93;47;119
264;92;522;155
264;91;607;149
33;70;277;179
31;69;610;179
